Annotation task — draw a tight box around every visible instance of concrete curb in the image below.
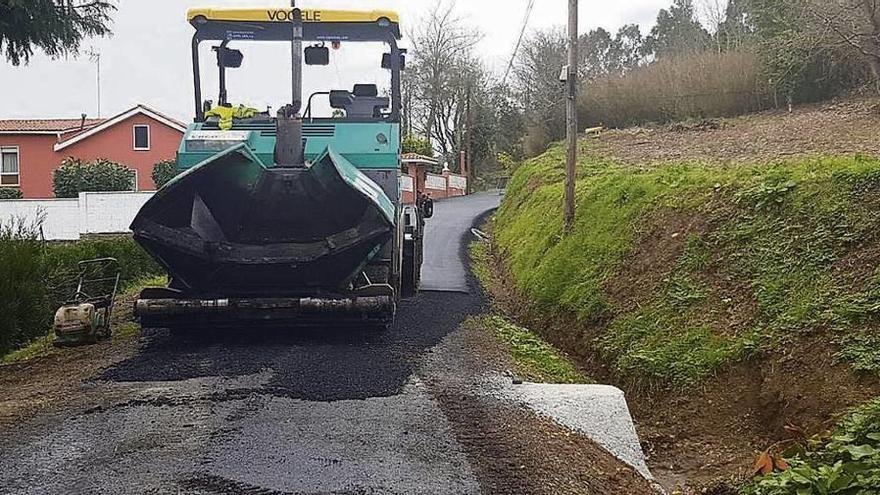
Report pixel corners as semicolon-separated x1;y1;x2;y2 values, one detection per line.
486;375;657;483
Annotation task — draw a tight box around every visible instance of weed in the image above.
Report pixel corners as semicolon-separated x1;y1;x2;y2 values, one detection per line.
469;315;589;384
835;332;880;375
741;399;880;495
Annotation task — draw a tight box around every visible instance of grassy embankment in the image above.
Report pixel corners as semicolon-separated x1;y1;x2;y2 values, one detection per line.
469;240;588;384
492;140;880;492
497;143;880;387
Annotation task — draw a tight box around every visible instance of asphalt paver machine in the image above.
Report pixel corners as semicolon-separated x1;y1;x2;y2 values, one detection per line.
131;6;426;330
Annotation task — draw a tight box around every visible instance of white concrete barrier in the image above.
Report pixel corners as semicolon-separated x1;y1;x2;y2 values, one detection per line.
0;191;155;240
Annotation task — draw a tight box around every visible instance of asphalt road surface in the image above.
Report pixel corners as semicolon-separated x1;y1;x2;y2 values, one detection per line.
420;192;504;292
0;193;502;495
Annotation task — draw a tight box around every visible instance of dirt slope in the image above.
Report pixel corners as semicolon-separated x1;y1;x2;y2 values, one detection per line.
596;97;880;165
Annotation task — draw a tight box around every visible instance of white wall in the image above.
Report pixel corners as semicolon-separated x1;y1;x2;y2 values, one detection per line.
448;174;467;191
425;174;447;190
0;191;155;240
79;192;153;235
400;174;414;193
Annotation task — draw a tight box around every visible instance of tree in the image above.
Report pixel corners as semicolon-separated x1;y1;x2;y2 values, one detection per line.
646;0;711;58
611;24;647;73
151;159;178;189
0;0;116;66
716;0;754;51
514;29;568;153
53;157;135;198
748;0;869;103
582;28;616;79
799;0;880;91
406;2;482;157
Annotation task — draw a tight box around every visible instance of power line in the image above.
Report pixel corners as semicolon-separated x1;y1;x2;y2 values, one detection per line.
501;0;535;86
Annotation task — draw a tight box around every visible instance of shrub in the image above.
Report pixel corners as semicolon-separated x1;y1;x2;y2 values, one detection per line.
0;188;23;199
0;217;51;356
151;159;178;189
579;50;771;128
53;157;135;198
402;134;433;157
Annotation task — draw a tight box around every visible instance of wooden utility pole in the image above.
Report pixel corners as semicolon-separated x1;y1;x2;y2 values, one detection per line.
564;0;578;231
466;82;474;195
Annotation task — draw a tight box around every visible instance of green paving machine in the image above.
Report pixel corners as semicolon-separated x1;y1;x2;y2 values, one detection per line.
131;6;425;330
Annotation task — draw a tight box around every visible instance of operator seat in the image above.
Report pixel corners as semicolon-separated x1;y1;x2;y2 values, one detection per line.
329;84;390;119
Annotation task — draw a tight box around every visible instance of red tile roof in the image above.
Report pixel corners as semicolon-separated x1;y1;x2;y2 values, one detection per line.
0;118;105;133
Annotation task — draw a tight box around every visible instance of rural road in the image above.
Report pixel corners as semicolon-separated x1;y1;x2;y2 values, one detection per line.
0;193;500;495
420;192;505;292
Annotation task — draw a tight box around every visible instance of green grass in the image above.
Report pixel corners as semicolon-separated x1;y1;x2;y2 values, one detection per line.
494;143;880;387
1;333;57;364
468;315;589;384
741;398;880;495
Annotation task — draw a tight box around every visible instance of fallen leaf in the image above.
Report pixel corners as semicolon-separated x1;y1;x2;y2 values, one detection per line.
753;450;775;476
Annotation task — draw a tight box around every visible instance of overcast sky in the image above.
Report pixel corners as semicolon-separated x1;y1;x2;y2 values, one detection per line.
0;0;673;122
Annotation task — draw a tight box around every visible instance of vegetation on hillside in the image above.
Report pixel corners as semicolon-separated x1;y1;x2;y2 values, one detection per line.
495;144;880;388
469;240;588;385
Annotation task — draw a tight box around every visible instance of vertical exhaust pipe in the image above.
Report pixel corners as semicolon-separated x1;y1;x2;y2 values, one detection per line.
276;4;304;167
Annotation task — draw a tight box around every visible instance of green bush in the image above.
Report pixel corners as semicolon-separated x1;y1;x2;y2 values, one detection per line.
0;188;23;199
402;134;433;157
0;221;163;357
741;398;880;495
151;159;178;189
52;157;135;198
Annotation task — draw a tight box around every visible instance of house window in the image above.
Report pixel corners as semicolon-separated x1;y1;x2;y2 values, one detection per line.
0;147;20;186
133;125;150;151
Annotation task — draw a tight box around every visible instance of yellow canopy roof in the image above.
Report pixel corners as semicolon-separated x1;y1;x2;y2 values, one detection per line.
187;8;400;25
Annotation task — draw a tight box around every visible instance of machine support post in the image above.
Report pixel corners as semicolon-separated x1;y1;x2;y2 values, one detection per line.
389;39;402;121
276;6;305;167
291;7;303;115
192;34;203;121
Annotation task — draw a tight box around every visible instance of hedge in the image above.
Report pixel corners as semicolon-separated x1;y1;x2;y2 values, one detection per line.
53;157;136;198
151;159;178;189
0;188;23;199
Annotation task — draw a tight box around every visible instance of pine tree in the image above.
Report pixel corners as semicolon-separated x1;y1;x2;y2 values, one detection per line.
0;0;115;65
